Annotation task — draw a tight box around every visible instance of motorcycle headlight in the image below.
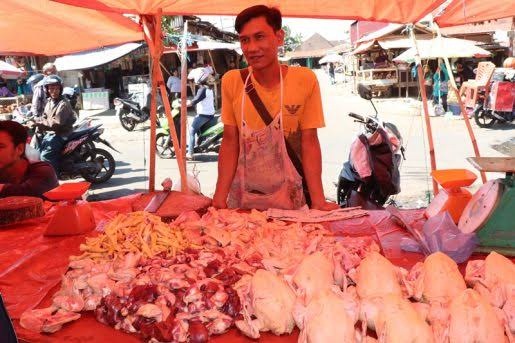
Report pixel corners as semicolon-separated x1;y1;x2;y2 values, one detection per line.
113;99;122;107
97;128;104;135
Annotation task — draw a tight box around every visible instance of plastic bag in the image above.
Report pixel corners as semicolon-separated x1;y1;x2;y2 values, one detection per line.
423;211;477;263
399;211;477;263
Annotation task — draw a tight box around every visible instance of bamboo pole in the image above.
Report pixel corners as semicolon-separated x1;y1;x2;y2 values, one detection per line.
155;12;187;192
143;12;188;193
434;24;487;184
179;20;189;192
409;26;439;195
142;16;157;192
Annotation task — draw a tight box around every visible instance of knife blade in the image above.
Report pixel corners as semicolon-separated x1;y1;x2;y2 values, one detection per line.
144;178;173;213
144;191;169;213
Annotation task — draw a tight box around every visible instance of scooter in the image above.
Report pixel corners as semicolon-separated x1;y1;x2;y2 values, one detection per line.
63;86;80;110
113;92;163;131
31;124;118;184
473;70;515;128
336;83;405;209
155;99;224;159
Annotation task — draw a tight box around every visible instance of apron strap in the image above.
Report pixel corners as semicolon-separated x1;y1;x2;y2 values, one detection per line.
239;68;311;206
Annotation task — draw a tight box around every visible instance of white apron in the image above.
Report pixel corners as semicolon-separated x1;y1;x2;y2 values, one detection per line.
227;68;305;210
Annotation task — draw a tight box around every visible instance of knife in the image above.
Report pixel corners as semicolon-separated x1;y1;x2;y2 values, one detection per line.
144;178;172;213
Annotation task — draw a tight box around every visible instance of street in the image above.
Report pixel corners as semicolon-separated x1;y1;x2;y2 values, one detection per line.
84;70;514;208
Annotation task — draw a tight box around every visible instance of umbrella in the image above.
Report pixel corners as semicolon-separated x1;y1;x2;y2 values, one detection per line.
0;61;23;80
0;0;142;56
53;0;446;23
319;54;344;64
393;37;491;63
435;0;515;27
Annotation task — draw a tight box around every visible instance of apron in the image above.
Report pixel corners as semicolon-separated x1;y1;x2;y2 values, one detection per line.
227;67;305;210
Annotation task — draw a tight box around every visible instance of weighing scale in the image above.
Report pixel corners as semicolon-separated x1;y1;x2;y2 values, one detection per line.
425;169;477;223
459;157;515;255
43;182;95;236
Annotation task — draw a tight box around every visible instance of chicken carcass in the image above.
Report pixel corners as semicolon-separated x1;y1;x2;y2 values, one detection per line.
351;252;407;329
295;288;357;343
234;269;296;338
375;295;434;343
466;251;515;308
292;252;334;302
409;252;466;304
447;289;506;343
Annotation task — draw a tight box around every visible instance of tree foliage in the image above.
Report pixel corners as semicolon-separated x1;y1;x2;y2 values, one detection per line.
282;25;303;52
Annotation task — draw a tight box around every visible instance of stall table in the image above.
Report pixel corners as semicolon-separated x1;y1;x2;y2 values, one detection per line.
0;194;482;342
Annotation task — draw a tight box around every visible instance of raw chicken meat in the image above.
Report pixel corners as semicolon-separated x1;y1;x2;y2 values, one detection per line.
375;295;434;343
295;288;357;343
353;252;404;299
235;269;296;338
292;252;334;302
466;251;515;308
448;289;505;343
409;252;466;304
351;252;408;330
20;307;81;333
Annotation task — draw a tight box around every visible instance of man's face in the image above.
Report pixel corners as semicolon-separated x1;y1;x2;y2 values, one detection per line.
44;67;57;76
239;16;284;71
0;132;23;170
48;84;61;99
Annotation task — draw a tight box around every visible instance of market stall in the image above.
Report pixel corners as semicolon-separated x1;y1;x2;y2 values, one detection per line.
2;190;513;342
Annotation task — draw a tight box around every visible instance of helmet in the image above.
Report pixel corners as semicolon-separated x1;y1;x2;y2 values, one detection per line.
188;67;213;85
43;75;63;96
26;73;44;85
43;75;63;86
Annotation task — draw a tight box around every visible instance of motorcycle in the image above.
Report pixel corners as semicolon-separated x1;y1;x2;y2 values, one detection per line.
63;86;80;110
113;92;163;132
155;99;224;159
473;70;515;128
31;124;118;184
336;83;405;209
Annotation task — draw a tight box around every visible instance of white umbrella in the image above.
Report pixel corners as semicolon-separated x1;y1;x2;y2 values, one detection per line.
393;37;491;63
0;60;23;80
319;53;344;64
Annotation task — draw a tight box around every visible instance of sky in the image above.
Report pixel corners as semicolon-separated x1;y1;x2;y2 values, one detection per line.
199;16;352;42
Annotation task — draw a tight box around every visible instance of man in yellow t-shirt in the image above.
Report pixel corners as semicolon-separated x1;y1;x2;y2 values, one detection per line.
212;5;338;211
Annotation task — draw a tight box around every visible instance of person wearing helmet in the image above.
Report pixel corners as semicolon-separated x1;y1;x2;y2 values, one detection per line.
32;63;57;118
36;75;76;171
185;68;216;159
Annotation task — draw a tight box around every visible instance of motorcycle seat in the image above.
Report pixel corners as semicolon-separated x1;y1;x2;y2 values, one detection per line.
66;124;101;141
124;99;140;107
199;116;220;132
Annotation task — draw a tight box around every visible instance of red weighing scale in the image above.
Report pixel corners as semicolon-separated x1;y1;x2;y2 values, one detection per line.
43;182;95;236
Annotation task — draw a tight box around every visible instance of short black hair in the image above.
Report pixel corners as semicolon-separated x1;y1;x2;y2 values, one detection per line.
235;5;282;34
0;121;28;156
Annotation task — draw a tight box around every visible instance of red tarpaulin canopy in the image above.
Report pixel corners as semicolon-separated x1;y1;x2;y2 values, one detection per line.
54;0;446;23
435;0;515;27
0;0;143;56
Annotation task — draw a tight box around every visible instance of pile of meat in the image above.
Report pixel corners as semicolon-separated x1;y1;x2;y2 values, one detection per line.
20;208;515;343
20;208;378;341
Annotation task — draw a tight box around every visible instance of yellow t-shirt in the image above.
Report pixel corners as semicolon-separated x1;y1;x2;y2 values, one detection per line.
221;66;325;161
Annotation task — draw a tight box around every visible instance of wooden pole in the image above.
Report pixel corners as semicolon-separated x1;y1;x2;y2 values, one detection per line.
434;24;487;184
180;20;189;192
409;25;439;195
142;16;157;192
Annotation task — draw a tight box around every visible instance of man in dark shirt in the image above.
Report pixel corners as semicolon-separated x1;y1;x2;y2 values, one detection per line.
0;121;59;198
